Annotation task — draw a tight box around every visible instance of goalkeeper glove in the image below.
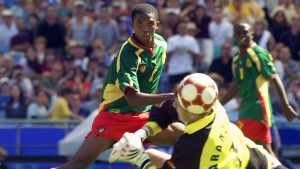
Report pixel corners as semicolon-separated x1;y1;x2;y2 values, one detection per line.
109;132;151;169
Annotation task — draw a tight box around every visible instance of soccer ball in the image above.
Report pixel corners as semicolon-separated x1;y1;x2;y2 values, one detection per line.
177;73;218;114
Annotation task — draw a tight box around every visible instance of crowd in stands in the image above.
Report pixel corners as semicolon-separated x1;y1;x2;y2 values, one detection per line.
0;0;299;121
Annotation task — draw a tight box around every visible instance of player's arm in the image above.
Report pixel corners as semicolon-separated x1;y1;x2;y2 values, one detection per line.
135;99;179;140
125;87;174;107
220;82;239;105
256;51;299;121
269;76;299;121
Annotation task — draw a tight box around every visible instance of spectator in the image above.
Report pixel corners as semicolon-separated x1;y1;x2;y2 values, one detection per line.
34;36;47;64
279;15;300;61
192;5;211;40
72;41;89;71
88;38;105;56
271;0;298;25
0;54;13;76
57;0;72;19
245;0;265;20
19;45;40;78
166;22;201;91
19;1;37;27
90;4;121;54
39;49;58;74
65;39;79;59
267;10;290;42
163;7;180;34
42;60;64;97
5;84;27;119
0;9;18;54
279;46;300;87
28;13;40;37
86;58;105;95
37;7;66;52
91;46;110;74
209;5;233;59
50;88;84;121
81;84;102;113
62;54;75;81
27;89;49;119
270;47;284;80
70;93;90;117
223;0;254;24
10;18;33;52
65;67;91;101
208;42;233;85
67;0;93;47
9;65;34;99
253;19;276;50
204;0;218;17
191;6;213;69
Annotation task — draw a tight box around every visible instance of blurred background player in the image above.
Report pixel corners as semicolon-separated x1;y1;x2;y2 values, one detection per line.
109;73;286;169
220;22;299;157
56;3;184;169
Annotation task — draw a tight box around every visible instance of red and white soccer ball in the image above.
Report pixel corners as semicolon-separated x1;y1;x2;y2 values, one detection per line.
177;73;218;114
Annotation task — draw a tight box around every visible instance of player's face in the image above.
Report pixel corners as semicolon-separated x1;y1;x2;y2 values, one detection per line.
131;13;160;44
173;97;190;123
233;24;253;48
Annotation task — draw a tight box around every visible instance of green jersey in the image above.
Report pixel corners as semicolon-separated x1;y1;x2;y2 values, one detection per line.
98;34;167;114
232;44;277;127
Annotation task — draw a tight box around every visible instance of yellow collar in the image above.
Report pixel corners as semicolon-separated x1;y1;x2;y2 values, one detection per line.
185;112;215;134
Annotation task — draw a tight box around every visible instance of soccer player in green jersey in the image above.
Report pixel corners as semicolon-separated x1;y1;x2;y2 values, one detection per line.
220;23;298;156
56;4;184;169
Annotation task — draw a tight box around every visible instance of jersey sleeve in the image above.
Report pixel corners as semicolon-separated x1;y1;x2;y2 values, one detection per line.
116;47;140;93
148;99;179;129
257;51;277;79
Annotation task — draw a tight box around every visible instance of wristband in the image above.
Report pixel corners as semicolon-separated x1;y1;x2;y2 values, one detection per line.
135;128;151;141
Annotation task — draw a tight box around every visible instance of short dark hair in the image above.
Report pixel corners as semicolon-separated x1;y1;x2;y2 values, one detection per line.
234;22;254;33
131;3;158;21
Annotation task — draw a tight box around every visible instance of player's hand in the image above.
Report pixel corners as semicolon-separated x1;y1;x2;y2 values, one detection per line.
282;104;299;122
108;133;151;168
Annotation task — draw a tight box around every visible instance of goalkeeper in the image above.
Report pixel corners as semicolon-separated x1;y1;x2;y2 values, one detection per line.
109;73;287;169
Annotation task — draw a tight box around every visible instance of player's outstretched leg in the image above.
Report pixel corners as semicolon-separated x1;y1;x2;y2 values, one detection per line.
57;135;115;169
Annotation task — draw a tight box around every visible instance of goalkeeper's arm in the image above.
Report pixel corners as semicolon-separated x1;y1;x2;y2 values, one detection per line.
135;99;179;140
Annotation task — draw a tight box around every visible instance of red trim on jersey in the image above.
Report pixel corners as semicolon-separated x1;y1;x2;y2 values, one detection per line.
257;89;270;127
124;85;138;95
267;75;278;81
131;33;155;55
